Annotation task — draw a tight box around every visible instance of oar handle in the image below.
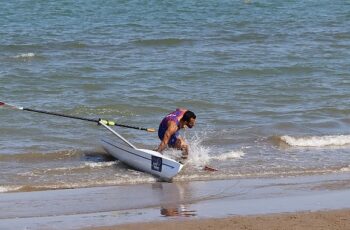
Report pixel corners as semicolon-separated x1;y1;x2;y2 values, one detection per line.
99;119;156;132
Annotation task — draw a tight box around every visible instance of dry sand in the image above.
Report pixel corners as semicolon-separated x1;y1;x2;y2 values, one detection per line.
87;209;350;230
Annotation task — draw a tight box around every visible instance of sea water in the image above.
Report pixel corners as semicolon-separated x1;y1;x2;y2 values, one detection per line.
1;0;350;192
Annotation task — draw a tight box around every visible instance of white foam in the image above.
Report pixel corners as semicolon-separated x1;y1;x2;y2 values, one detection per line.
211;150;245;161
0;186;21;193
17;171;37;177
36;161;116;173
84;161;117;168
281;135;350;147
13;53;35;58
340;166;350;172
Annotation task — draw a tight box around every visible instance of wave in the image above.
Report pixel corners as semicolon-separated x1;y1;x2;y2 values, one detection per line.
222;32;268;43
13;53;36;58
0;186;22;193
83;161;117;168
210;150;245;161
31;161;118;174
340;165;350;172
0;149;111;162
1;44;43;51
0;150;82;162
0;175;157;193
279;135;350;147
133;38;193;47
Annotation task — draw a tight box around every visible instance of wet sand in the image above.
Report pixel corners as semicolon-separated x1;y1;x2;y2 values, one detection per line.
1;173;350;229
93;209;350;230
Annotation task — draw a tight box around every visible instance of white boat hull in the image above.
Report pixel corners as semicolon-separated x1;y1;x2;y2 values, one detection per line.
101;138;183;181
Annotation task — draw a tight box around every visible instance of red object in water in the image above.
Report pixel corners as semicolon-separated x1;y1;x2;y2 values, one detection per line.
204;165;218;172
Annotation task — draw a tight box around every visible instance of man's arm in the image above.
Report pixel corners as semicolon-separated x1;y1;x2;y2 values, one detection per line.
156;121;178;153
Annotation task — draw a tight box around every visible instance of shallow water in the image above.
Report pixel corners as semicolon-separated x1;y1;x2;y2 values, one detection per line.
1;174;350;229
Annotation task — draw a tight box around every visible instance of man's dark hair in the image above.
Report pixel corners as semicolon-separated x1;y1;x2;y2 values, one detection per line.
182;110;196;122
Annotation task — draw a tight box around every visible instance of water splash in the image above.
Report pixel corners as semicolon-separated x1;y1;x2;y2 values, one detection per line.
164;131;244;167
186;132;211;168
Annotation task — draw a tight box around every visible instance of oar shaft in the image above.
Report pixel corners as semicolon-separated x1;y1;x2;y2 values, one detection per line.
23;108;98;123
25;108;156;131
1;101;156;132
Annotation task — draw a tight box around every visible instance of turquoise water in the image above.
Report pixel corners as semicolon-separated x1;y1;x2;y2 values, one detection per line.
1;1;350;191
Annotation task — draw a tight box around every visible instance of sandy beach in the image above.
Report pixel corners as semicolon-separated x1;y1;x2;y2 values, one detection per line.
91;209;350;230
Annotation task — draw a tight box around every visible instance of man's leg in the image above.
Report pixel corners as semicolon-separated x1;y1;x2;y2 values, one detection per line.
174;137;189;159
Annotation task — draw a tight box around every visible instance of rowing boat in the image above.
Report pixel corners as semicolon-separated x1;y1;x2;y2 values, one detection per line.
100;122;184;181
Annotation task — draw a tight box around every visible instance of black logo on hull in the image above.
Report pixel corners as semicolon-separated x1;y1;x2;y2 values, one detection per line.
151;156;162;172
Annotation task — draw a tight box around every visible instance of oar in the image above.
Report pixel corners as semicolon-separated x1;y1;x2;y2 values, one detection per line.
0;101;156;132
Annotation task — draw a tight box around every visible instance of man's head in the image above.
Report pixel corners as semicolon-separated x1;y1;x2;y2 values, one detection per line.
182;110;196;128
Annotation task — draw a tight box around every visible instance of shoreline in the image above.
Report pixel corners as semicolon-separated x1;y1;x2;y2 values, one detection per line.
1;173;350;229
90;209;350;230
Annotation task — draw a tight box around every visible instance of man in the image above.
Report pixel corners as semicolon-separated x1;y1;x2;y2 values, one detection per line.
156;108;196;160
